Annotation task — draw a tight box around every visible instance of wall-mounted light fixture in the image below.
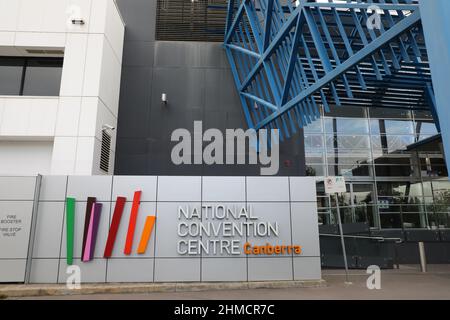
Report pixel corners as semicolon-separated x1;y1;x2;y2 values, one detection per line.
71;19;85;25
162;93;168;104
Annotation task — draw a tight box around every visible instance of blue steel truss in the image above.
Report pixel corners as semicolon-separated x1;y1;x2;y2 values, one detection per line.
224;0;437;142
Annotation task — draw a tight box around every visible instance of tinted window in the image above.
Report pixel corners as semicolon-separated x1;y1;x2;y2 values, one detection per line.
0;56;63;96
0;58;24;95
22;59;63;96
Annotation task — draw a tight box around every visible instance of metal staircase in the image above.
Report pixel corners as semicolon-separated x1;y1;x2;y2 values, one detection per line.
224;0;438;141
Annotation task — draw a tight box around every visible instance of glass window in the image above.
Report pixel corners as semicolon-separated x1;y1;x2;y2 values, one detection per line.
328;164;372;177
380;213;402;229
0;57;24;95
305;152;325;164
369;108;412;119
304;135;324;150
0;56;63;96
22;58;63;96
325;118;369;134
377;182;423;198
371;135;415;152
303;118;323;133
416;121;438;135
326;135;370;150
306;165;325;177
385;120;415;135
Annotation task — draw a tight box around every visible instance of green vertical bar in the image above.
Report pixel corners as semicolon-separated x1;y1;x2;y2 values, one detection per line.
66;197;75;266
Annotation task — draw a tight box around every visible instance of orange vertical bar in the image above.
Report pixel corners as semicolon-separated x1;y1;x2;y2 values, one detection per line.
137;216;156;254
124;191;142;255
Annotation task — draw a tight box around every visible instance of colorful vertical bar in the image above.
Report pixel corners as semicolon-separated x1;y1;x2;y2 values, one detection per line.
81;197;96;259
103;197;126;258
82;203;102;262
137;216;156;254
66;197;76;266
124;191;142;255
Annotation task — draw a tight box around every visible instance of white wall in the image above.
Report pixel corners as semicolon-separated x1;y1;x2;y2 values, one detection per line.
0;0;125;176
0;141;53;175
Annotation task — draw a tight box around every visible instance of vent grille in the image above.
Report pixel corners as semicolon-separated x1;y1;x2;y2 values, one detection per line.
26;49;65;55
100;130;111;173
156;0;227;42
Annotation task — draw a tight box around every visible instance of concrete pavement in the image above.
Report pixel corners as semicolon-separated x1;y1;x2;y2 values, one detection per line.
4;265;450;300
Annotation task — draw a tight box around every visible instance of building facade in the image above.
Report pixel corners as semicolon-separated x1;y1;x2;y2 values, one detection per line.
0;0;449;267
0;0;124;175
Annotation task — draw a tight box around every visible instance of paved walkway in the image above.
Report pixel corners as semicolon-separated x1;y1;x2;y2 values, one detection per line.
5;265;450;300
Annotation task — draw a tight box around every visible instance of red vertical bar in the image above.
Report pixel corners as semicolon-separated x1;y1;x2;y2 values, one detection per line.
124;191;142;255
103;196;126;258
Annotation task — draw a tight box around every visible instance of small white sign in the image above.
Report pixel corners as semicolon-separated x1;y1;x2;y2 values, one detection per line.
324;176;346;194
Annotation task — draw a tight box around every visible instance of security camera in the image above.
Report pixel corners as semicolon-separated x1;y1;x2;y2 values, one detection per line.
102;124;116;131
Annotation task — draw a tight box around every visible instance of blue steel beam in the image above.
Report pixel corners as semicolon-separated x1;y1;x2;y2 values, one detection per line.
224;0;439;156
255;10;422;130
420;0;450;176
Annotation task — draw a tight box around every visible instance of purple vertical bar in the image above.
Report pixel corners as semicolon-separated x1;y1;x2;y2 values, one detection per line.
88;203;102;260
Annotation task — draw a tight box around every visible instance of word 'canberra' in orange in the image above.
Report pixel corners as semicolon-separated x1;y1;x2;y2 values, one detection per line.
244;243;302;255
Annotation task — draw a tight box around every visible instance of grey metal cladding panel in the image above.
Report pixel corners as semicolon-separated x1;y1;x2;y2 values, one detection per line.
154;42;203;68
293;257;322;280
248;257;293;281
290;177;317;202
202;258;247;282
205;68;241;112
58;259;107;283
247;177;290;202
202;177;246;202
119;67;152;106
157;177;201;202
154;258;201;282
147;108;203;142
29;259;59;284
117;68;151;139
66;176;113;202
291;202;321;257
0;176;36;200
116;0;157;42
123;41;155;67
114;153;149;176
39;176;67;201
107;258;154;282
115;138;148;156
0;260;26;282
112;176;157;201
201;42;230;69
32;201;64;258
150;67;205;110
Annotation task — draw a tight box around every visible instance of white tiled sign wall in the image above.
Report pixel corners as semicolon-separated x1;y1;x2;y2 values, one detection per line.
0;177;37;282
1;176;321;283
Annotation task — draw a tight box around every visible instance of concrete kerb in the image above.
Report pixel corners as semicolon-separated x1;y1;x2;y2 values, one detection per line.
0;280;326;298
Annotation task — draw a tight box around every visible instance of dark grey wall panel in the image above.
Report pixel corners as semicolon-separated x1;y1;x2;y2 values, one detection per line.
114;1;306;176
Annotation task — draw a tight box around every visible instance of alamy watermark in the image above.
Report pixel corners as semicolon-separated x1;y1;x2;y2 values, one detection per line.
367;5;383;30
171;121;280;175
66;266;81;290
366;265;381;290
